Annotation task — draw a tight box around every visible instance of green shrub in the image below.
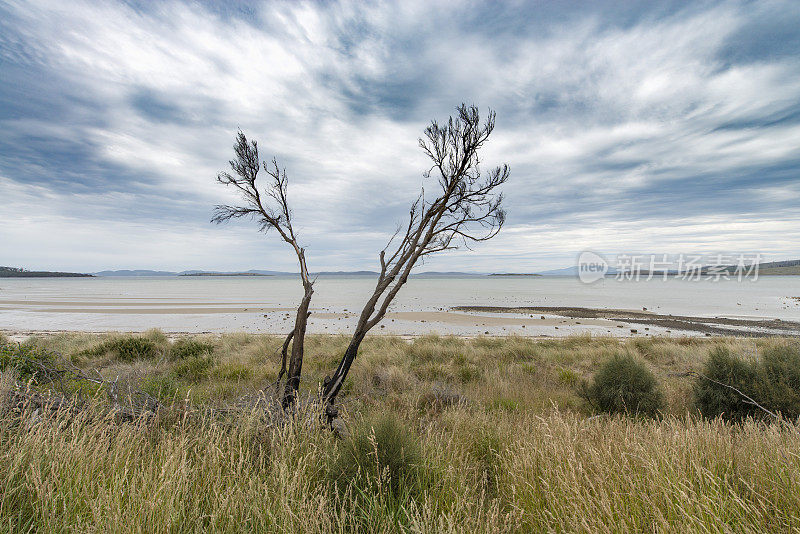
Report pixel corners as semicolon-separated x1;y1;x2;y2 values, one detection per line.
210;362;252;381
456;363;482;383
141;375;182;401
170;355;215;381
693;347;759;421
0;340;56;381
329;413;423;499
83;336;160;361
491;397;520;412
693;344;800;422
142;328;168;345
169;339;214;360
758;344;800;419
581;354;664;417
557;368;579;386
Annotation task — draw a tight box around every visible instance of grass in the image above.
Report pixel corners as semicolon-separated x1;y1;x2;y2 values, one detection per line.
1;332;799;532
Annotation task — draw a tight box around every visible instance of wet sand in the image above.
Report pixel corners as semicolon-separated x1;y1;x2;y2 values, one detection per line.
453;306;800;337
0;306;293;314
3;275;799;336
4;305;796;339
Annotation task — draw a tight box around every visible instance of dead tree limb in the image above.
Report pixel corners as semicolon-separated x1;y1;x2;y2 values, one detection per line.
1;348;161;420
276;330;295;386
321;104;509;422
213;131;314;409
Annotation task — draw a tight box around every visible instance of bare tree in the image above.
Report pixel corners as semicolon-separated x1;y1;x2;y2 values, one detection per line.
212;131;313;409
321;104;509;422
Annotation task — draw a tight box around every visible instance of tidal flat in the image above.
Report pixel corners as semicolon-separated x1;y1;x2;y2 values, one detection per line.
2;275;799;337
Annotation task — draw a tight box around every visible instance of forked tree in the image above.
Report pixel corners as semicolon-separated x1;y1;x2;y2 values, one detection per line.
321;104;509;422
212;131;312;409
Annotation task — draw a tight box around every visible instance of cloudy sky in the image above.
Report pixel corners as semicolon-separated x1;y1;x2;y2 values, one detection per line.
1;0;799;273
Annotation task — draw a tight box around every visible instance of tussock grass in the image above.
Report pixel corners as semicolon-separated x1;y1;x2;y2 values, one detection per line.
1;333;799;532
2;398;798;533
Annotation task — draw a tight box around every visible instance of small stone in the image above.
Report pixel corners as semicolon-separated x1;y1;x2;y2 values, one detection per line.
330;418;350;440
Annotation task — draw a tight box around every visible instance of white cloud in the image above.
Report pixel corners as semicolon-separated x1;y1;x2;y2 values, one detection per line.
1;0;798;271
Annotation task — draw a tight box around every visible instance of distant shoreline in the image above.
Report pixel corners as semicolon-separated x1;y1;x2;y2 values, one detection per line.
0;271;93;278
488;273;542;277
179;273;272;277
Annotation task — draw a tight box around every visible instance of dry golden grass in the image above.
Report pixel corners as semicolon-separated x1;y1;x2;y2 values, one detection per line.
1;333;799;532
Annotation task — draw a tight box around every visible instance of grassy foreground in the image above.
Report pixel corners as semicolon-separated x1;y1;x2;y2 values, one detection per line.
2;332;799;532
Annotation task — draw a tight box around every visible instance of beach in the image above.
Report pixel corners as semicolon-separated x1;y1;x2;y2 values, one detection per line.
2;274;799;338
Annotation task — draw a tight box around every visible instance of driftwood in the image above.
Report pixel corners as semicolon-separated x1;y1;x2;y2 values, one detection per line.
1;348;162;422
0;344;333;432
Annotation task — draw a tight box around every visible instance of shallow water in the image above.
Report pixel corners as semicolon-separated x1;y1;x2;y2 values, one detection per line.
1;275;798;336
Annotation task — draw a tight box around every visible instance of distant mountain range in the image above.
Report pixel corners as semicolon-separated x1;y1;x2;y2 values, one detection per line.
94;269;183;277
5;259;796;278
92;269;488;277
94;269;287;277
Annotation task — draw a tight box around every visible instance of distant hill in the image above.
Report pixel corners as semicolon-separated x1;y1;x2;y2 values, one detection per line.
93;269;383;277
536;259;799;277
91;269;490;278
489;273;543;277
759;259;800;268
758;265;800;275
414;271;486;277
1;266;93;278
95;269;288;276
311;271;378;276
180;272;272;277
693;259;800;276
94;270;178;277
753;259;800;275
180;270;286;276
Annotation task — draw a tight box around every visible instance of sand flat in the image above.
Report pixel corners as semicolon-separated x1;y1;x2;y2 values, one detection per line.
0;300;271;307
15;307;293;314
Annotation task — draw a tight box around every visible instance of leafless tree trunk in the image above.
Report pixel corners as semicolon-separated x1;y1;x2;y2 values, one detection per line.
212;131;313;409
321;104;509;422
